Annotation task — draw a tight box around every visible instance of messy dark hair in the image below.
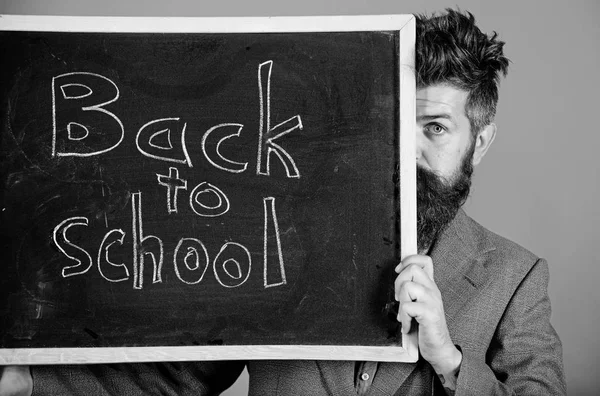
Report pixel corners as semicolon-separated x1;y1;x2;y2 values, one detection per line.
416;9;510;134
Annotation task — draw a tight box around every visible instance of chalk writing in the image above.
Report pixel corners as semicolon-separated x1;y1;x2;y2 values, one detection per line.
132;192;164;290
97;229;129;282
52;190;289;290
52;72;124;157
256;60;303;178
263;197;287;288
59;83;93;100
136;118;193;167
66;122;89;141
53;217;93;278
157;167;188;214
50;61;301;292
52;63;302;173
189;181;230;218
202;123;248;173
149;128;174;150
213;242;252;288
173;238;210;285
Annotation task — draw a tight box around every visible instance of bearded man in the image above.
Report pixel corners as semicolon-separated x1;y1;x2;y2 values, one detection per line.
240;9;566;396
0;9;565;396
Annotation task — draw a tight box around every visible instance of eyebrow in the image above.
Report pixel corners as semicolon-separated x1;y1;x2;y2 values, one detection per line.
416;114;457;126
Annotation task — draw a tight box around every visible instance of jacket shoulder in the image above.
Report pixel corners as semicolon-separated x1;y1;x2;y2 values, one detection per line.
463;213;541;273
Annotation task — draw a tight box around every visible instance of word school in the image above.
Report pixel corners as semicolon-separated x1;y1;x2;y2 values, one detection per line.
51;61;300;290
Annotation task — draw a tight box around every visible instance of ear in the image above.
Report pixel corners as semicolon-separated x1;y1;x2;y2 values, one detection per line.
471;123;496;166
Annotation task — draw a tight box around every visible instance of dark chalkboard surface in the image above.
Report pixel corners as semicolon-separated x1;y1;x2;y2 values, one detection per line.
0;15;417;363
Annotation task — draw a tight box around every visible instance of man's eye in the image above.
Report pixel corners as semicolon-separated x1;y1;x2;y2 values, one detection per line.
425;124;446;135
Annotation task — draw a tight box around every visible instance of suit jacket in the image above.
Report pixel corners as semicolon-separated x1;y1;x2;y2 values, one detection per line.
30;210;565;395
31;361;245;395
245;209;566;395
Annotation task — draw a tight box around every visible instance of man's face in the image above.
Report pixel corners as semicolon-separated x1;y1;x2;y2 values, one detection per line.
416;84;473;183
415;84;477;252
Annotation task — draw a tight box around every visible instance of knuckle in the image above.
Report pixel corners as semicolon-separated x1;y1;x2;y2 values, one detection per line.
403;256;418;267
405;264;418;276
403;282;417;298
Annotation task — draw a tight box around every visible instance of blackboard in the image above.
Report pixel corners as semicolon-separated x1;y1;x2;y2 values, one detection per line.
0;15;417;363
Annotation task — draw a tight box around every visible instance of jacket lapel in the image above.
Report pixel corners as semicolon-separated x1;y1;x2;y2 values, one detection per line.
367;361;420;396
315;360;358;396
429;209;496;334
317;210;496;395
368;210;496;394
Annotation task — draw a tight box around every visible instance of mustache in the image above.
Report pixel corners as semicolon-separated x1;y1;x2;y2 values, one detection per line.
416;165;471;209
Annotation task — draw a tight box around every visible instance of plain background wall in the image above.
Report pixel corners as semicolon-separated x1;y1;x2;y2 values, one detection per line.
1;0;598;394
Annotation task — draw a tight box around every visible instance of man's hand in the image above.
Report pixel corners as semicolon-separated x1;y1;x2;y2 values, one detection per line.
395;254;462;391
0;366;32;396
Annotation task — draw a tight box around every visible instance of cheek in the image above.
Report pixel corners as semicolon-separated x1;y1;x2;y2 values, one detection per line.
422;145;463;179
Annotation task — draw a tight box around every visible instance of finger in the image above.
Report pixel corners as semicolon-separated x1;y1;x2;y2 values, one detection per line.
398;301;431;333
395;279;427;304
395;254;434;280
397;301;429;334
396;254;431;270
395;264;436;291
396;254;434;279
395;281;422;334
397;301;415;334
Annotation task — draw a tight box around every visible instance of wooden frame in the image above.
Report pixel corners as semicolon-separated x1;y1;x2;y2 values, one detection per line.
0;14;417;364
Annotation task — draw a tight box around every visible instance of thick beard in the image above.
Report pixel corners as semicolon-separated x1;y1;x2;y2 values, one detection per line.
416;144;475;252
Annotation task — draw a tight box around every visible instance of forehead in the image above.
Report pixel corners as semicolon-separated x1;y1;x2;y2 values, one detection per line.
416;84;469;120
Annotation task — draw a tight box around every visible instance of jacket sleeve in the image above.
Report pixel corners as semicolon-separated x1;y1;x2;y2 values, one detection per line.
31;361;246;396
453;258;566;395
